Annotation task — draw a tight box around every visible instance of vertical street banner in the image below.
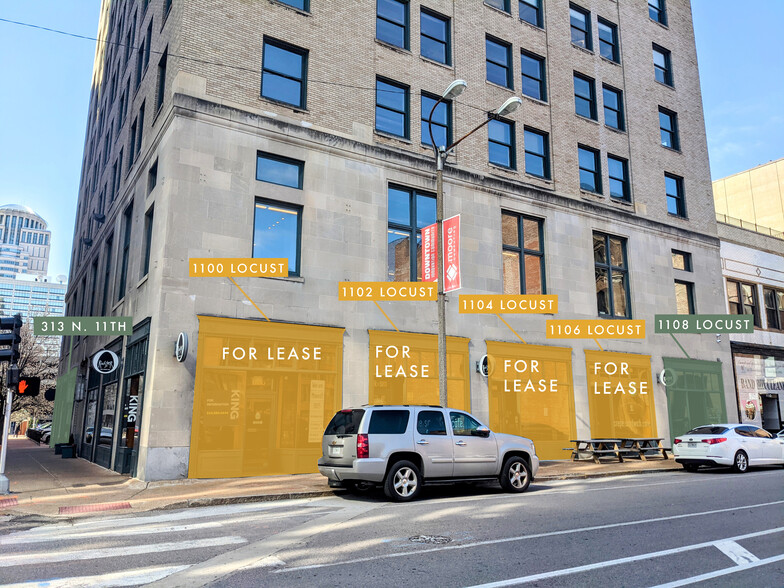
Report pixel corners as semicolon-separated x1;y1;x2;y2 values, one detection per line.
444;215;461;292
422;223;437;282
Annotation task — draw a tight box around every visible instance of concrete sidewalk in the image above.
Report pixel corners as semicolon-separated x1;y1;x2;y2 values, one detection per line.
0;437;681;519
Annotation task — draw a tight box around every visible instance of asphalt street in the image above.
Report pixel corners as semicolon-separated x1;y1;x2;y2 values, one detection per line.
0;468;782;587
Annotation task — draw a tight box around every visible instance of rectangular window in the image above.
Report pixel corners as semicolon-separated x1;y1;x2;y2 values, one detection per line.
486;36;513;89
253;198;302;277
763;287;784;330
143;21;152;71
649;0;667;25
594;232;629;318
671;250;692;271
524;127;549;179
574;73;596;119
502;212;545;294
387;185;436;281
607;155;629;201
421;93;451;149
521;51;546;101
129;118;137;164
117;205;133;300
135;102;144;158
256;152;304;189
163;0;172;20
486;0;511;12
659;107;679;149
261;38;308;108
727;280;760;327
156;48;167;112
148;159;158;194
488;118;515;169
101;235;113;316
115;148;123;194
578;145;601;193
519;0;543;27
376;78;409;138
675;280;695;315
420;8;450;65
119;91;126;127
665;173;686;217
135;43;144;90
570;5;591;50
603;85;624;131
278;0;308;10
377;0;409;49
89;260;99;316
653;44;673;86
598;18;619;62
142;205;154;277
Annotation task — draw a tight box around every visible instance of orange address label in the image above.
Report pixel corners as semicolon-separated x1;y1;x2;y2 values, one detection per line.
339;282;437;301
546;319;645;339
190;258;288;277
459;295;557;314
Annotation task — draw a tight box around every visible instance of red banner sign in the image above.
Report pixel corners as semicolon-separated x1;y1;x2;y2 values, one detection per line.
443;215;461;292
422;223;437;282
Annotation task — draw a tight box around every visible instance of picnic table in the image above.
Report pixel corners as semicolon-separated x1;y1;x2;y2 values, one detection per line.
564;437;671;462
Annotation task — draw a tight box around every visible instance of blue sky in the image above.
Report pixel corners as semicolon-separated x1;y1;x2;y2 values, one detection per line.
0;0;781;279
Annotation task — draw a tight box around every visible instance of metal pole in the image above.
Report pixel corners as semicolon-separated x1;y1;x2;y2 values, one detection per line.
0;387;14;494
436;149;448;408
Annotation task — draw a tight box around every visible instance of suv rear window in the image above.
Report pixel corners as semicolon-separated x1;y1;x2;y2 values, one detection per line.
369;410;410;434
685;426;729;435
325;409;365;435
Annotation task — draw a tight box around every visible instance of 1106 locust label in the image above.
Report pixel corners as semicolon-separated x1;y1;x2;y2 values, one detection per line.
33;317;133;336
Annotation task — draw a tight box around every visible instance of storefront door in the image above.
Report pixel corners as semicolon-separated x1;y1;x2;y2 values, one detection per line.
115;319;150;476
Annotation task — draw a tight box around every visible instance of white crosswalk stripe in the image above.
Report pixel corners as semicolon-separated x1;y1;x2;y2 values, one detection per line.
1;565;191;587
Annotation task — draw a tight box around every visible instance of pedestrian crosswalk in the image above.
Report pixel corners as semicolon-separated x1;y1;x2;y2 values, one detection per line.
0;499;335;587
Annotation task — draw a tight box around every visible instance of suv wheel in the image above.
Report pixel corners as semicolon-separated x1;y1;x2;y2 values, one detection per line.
683;464;699;472
732;451;748;473
384;460;422;502
499;456;531;493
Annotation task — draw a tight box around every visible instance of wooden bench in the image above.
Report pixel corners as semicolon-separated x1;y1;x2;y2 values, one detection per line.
567;439;624;463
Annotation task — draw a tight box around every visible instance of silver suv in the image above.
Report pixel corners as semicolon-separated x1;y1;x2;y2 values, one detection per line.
318;405;539;501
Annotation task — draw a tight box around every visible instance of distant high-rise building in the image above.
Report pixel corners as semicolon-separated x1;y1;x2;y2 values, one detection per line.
0;204;52;278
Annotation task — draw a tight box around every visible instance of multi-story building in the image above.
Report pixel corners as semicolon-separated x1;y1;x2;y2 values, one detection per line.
0;204;52;278
0;275;67;320
714;160;784;433
60;0;736;480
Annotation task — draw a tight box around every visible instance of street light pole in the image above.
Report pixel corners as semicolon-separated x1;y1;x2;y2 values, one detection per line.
428;85;522;408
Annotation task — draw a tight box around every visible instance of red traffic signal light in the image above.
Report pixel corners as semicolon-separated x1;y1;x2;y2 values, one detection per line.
18;377;40;397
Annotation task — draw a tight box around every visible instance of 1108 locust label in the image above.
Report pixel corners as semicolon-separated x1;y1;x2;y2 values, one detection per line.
654;314;754;334
33;316;133;336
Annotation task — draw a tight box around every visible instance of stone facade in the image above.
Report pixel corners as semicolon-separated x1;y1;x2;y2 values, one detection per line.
63;0;737;480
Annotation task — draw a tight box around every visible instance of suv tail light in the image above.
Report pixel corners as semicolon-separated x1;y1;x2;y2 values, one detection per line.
357;433;369;459
702;437;727;445
674;438;681;445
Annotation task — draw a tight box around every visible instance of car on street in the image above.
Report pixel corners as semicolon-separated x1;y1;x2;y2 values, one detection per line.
318;405;539;501
673;423;784;473
778;428;784;439
26;422;52;444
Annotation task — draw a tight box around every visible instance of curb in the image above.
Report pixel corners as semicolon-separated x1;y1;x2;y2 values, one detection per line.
536;467;679;481
152;489;341;511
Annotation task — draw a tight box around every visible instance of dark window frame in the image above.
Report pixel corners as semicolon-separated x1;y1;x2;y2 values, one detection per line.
253;197;303;277
603;85;624;131
763;287;784;331
488;117;516;169
523;127;550;179
648;0;667;25
574;73;596;120
375;77;410;139
727;279;760;328
141;205;154;278
569;4;592;50
519;0;543;28
256;151;305;189
261;37;309;109
387;184;436;282
376;0;410;49
653;44;673;86
156;47;167;113
665;172;686;217
607;154;630;201
485;0;511;13
502;211;546;294
421;91;452;149
671;249;692;271
594;232;630;318
659;107;680;150
117;205;133;301
597;17;619;62
521;50;546;101
674;279;695;315
486;36;514;89
420;7;450;65
578;145;601;193
276;0;309;11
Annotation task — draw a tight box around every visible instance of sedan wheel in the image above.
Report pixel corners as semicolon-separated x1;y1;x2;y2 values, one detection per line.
732;451;748;473
499;456;531;493
384;460;422;501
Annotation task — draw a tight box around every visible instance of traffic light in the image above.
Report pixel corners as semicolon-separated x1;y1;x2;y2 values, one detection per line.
0;314;22;364
17;376;40;397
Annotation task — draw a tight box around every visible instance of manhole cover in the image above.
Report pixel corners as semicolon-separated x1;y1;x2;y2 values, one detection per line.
409;535;451;544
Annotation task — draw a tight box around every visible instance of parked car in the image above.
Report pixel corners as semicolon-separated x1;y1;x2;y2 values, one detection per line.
777;429;784;439
318;405;539;501
26;422;52;444
674;424;784;473
41;426;52;445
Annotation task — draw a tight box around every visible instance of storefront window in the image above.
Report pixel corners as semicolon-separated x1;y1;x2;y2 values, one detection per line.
84;388;98;445
98;382;118;446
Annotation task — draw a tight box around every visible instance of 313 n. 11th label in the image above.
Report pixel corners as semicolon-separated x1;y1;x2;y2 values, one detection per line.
33;316;133;336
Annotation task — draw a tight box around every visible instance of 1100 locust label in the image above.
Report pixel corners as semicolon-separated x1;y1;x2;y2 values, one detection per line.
33;317;133;336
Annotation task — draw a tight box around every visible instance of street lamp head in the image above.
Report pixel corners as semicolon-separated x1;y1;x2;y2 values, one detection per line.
495;96;523;117
442;79;467;101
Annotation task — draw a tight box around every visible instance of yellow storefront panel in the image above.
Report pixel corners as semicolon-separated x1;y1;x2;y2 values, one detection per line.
368;330;470;411
585;350;657;438
487;341;576;460
189;316;344;478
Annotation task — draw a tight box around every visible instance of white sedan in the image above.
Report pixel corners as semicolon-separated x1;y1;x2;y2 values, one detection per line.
673;424;784;473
